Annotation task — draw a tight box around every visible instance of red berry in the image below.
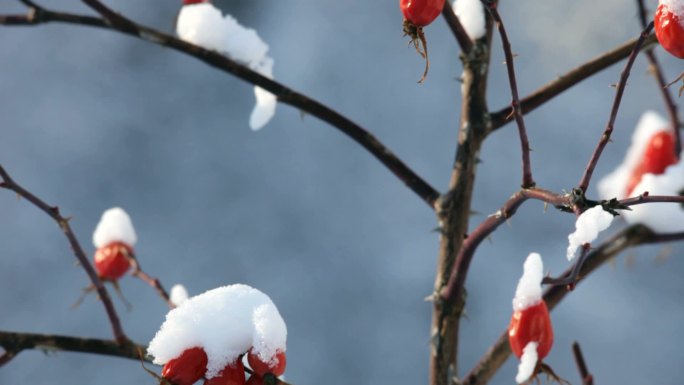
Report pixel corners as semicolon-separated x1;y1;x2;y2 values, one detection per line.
400;0;446;27
626;130;678;196
162;347;209;385
204;360;246;385
655;3;684;58
93;241;132;281
182;0;206;4
247;350;286;377
508;301;553;360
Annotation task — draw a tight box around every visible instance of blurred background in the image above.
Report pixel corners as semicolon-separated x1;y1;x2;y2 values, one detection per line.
1;0;683;384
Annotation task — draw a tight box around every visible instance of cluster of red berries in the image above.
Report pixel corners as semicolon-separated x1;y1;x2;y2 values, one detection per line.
162;347;286;385
94;241;133;281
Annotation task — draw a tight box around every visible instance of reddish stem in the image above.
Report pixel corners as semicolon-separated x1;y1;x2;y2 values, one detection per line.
578;22;654;193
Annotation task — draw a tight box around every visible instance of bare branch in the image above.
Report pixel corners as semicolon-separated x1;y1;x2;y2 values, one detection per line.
0;166;127;344
128;253;174;309
619;192;684;207
0;331;145;362
578;22;655;194
441;2;474;53
490;34;658;130
572;342;594;385
462;224;684;385
483;1;534;188
0;3;441;209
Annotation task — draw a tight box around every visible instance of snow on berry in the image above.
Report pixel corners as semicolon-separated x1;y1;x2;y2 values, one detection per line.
515;342;538;384
176;2;276;130
512;253;544;312
509;253;553;383
148;284;287;379
92;207;137;248
598;111;673;200
625;160;684;233
598;110;684;233
452;0;486;40
566;206;614;261
170;284;190;307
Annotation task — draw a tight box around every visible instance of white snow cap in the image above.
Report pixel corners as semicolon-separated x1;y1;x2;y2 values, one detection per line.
625;161;684;233
176;3;277;130
598;110;684;233
453;0;486;40
598;111;671;200
92;207;137;248
566;206;614;261
660;0;684;20
515;342;538;384
512;253;544;312
148;284;287;379
170;284;189;307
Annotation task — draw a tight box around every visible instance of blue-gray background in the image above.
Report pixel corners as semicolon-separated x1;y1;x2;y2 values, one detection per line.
1;0;683;384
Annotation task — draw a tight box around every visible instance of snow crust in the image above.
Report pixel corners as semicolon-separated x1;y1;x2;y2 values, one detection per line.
598;111;669;200
453;0;486;40
566;206;614;261
515;342;538;384
176;3;276;130
661;0;684;19
598;110;684;233
512;253;544;312
148;284;287;379
626;161;684;233
170;284;189;307
92;207;137;248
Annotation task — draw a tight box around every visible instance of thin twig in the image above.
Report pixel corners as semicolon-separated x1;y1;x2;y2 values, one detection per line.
128;254;174;308
0;166;128;344
572;342;594;385
578;22;655;194
490;34;658;130
441;2;474;53
462;224;684;385
483;1;534;188
0;2;441;209
636;0;682;157
619;192;684;207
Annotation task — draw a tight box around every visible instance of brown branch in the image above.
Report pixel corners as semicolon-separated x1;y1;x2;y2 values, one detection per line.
578;22;654;194
440;188;572;303
619;192;684;207
0;166;128;344
462;224;684;385
484;1;534;188
441;2;474;53
572;342;594;385
0;331;146;362
636;0;682;157
490;33;658;130
429;8;496;384
0;2;440;209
